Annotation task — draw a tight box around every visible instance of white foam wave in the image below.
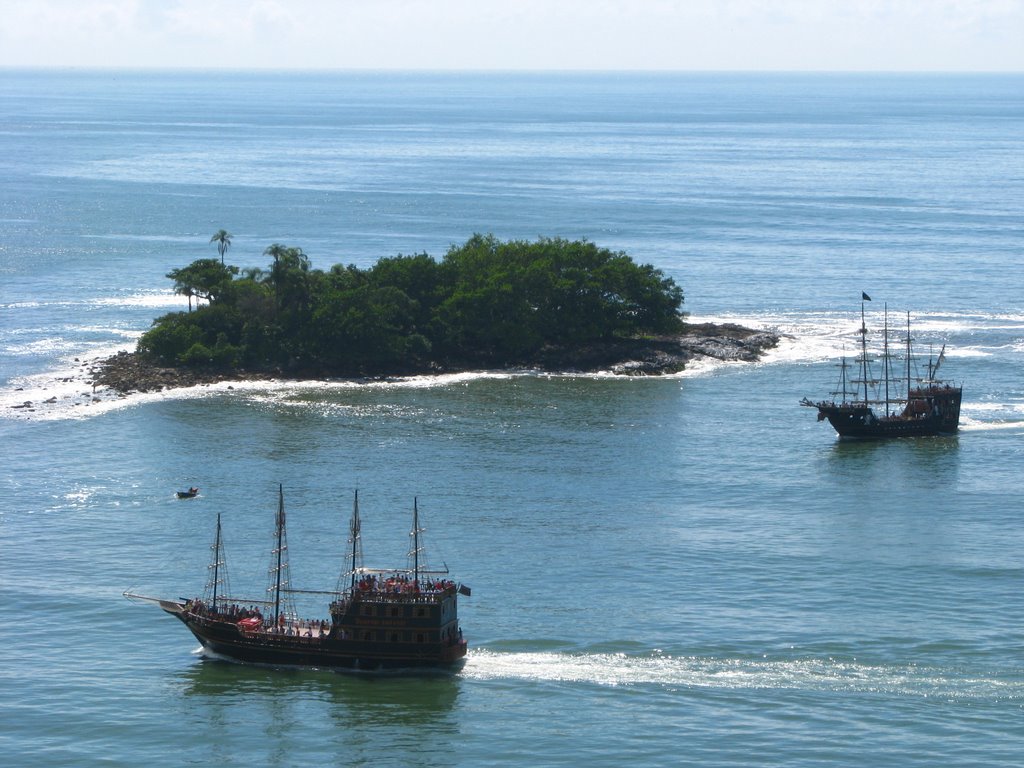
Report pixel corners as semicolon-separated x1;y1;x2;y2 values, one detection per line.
0;339;142;420
91;293;191;309
0;365;552;422
2;292;188;312
463;649;1019;699
964;402;1024;414
3;337;92;358
676;356;747;378
83;232;215;244
944;347;994;359
959;417;1024;432
3;329;140;357
690;310;1024;368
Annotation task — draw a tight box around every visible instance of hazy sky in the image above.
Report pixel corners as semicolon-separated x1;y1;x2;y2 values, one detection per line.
1;0;1021;71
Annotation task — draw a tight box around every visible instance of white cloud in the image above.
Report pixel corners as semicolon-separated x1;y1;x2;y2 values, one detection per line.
160;0;301;41
0;0;1021;70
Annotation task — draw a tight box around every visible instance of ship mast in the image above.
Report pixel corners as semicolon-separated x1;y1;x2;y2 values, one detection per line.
271;484;288;627
882;303;891;415
349;490;362;591
207;513;226;611
838;356;850;402
859;295;870;404
905;311;913;401
411;499;419;581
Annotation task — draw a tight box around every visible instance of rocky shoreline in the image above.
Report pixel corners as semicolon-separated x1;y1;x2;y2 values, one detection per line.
91;322;780;395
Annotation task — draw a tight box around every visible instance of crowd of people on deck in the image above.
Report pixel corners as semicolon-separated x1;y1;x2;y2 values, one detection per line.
186;574;459;638
355;573;456;595
187;599;330;638
188;599;262;623
266;616;330;638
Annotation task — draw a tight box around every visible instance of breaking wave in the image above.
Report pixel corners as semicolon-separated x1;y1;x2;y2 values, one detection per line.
4;309;1022;423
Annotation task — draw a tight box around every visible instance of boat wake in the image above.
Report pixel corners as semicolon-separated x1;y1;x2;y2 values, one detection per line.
463;649;1022;700
959;417;1024;432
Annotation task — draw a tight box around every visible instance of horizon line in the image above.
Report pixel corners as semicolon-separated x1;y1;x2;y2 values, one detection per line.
3;65;1022;76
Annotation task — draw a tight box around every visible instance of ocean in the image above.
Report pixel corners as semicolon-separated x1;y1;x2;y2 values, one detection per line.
1;70;1022;767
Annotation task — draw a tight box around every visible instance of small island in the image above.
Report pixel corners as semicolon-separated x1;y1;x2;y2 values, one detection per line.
95;234;778;394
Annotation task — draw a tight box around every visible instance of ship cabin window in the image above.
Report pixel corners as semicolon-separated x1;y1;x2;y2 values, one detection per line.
416;633;426;643
361;605;375;617
389;632;399;643
414;606;428;618
361;630;374;641
388;606;402;618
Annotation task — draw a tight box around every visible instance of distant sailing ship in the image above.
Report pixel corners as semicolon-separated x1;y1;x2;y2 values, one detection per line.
801;294;962;438
126;487;469;670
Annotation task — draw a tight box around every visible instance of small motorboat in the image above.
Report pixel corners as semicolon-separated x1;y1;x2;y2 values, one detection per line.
176;487;199;499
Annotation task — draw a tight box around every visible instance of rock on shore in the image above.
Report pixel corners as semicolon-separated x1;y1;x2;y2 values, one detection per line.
537;323;779;375
93;351;264;394
93;323;779;394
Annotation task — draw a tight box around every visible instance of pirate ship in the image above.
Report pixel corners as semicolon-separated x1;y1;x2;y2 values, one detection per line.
125;487;468;670
801;295;962;438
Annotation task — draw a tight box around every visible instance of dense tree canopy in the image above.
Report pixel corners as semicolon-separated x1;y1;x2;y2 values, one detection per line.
139;234;685;375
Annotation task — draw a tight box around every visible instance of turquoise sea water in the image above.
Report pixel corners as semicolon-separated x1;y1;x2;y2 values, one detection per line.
1;71;1023;767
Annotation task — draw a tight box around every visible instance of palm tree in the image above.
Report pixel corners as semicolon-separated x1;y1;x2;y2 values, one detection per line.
264;243;290;309
210;229;233;265
240;266;266;282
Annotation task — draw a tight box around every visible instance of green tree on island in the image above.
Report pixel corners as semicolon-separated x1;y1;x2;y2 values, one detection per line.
139;235;684;376
166;259;239;311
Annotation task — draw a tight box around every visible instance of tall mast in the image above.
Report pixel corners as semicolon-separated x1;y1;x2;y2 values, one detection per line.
210;513;223;610
859;296;869;404
839;356;849;402
349;490;361;591
412;497;420;584
905;311;912;400
272;484;286;626
883;303;891;415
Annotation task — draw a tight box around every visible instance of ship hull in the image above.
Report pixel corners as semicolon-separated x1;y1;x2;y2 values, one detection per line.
815;394;961;438
818;408;957;438
169;608;467;670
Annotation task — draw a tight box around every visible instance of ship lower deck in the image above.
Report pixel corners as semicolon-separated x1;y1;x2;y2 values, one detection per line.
173;608;467;669
821;408;959;438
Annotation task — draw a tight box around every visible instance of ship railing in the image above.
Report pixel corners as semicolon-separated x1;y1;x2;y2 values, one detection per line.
909;382;959;395
334;585;457;606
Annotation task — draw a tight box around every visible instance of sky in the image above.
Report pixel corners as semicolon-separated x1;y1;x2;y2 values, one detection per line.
0;0;1021;72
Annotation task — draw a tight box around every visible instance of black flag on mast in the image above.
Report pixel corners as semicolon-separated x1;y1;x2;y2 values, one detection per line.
862;292;872;301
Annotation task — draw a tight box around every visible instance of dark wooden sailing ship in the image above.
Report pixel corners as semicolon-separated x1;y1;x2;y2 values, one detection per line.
126;487;469;670
801;296;962;438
